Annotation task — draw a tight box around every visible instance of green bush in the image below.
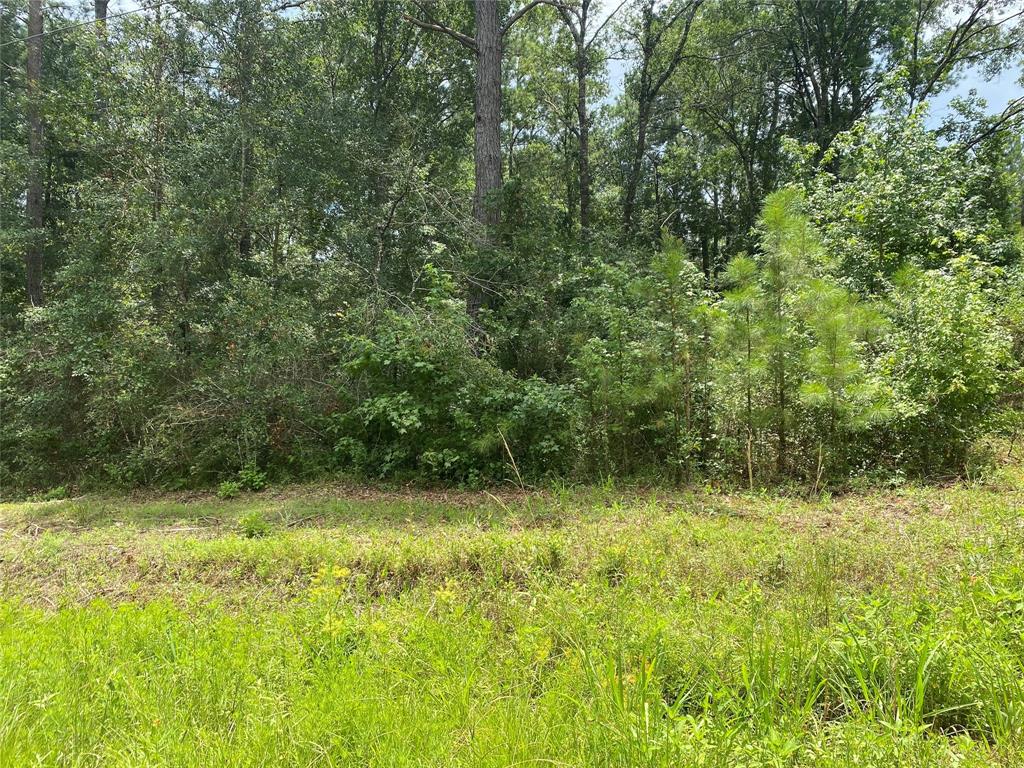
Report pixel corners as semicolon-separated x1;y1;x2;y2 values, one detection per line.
331;267;578;483
880;262;1016;475
237;510;272;539
41;485;68;501
238;463;268;492
217;481;242;500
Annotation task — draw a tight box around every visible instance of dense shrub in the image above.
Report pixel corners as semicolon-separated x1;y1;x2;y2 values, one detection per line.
878;263;1017;475
2;110;1021;493
565;235;713;479
331;268;578;483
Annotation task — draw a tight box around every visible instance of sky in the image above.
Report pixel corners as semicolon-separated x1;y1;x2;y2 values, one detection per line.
102;0;1023;124
595;1;1022;122
926;65;1022;122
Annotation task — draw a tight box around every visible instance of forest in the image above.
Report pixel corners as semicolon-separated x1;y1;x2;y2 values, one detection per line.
6;3;1024;765
1;0;1023;493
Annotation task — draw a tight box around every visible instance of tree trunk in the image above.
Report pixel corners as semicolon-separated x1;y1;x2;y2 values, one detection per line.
235;2;257;262
94;0;109;115
572;0;592;243
25;0;44;307
777;370;787;476
472;0;502;233
576;46;591;243
622;100;649;235
151;3;166;220
620;0;701;236
239;139;253;259
94;0;108;38
563;125;577;231
468;0;503;320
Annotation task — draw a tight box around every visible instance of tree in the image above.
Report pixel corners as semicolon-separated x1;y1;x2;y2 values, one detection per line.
404;1;545;235
674;0;786;250
650;231;704;477
772;0;900;156
807;107;1020;295
903;0;1024;111
404;0;549;322
24;0;43;306
717;254;761;487
756;187;815;475
798;279;889;484
620;0;704;236
552;0;622;241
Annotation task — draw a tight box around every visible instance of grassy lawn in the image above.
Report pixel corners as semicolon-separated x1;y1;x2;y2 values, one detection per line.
2;472;1024;767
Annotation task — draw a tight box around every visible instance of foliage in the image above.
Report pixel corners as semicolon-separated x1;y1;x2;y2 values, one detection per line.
238;463;268;492
217;481;242;500
808;108;1020;294
714;189;893;484
798;279;891;478
333;267;578;483
0;0;1022;492
237;509;271;538
879;262;1017;474
566;235;710;479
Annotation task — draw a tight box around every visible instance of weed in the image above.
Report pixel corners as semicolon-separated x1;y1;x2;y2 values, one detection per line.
238;463;267;492
237;510;272;539
217;480;242;500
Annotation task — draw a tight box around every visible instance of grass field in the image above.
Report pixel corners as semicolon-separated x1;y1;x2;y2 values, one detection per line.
2;471;1024;767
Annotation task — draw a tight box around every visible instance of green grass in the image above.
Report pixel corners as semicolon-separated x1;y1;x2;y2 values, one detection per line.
2;471;1024;766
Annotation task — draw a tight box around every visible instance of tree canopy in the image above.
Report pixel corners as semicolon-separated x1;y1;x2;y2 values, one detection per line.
1;0;1022;492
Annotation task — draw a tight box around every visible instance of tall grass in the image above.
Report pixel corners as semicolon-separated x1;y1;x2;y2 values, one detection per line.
0;482;1022;766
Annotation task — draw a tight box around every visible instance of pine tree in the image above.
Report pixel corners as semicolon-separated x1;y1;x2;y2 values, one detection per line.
651;231;702;478
756;188;813;476
718;254;762;487
799;279;890;486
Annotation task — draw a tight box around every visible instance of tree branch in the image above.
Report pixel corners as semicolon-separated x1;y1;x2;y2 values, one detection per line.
586;0;628;48
403;2;476;52
958;96;1024;155
555;2;580;42
502;0;551;36
650;0;704;99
